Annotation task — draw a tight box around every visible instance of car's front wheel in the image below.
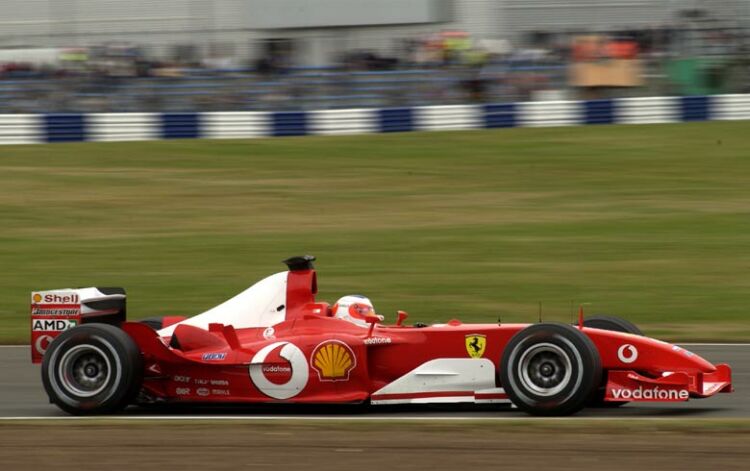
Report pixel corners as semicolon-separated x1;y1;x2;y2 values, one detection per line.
583;314;643;407
583;314;643;336
500;323;601;416
41;323;143;415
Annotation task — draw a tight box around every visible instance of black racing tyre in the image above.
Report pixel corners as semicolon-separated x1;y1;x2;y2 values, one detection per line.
583;315;642;408
500;323;601;416
583;315;643;336
139;317;165;331
41;323;143;415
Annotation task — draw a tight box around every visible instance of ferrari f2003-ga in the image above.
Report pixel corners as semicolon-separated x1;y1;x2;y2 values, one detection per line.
31;256;732;416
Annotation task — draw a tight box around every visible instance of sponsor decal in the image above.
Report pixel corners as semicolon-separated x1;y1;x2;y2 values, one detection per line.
363;337;392;345
30;307;80;316
263;326;275;340
262;365;291;374
201;352;226;361
175;387;191;395
34;335;54;356
31;292;81;316
311;340;356;382
173;375;191;383
249;342;309;400
194;378;208;385
611;387;689;401
196;388;210;397
32;319;77;332
33;292;79;304
617;344;638;364
465;334;487;359
211;389;230;396
210;379;229;386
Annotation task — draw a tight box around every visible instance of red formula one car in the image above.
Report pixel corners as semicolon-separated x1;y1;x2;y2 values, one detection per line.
31;256;733;416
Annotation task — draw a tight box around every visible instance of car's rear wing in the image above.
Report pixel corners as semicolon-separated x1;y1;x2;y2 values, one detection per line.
31;287;126;363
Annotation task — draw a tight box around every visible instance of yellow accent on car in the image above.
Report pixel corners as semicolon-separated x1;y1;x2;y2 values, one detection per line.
465;334;487;358
313;342;354;380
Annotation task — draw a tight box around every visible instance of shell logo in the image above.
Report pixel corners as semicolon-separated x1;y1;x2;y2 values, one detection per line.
32;293;42;303
311;340;356;382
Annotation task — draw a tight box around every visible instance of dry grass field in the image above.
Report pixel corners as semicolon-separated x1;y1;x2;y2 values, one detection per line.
2;122;749;342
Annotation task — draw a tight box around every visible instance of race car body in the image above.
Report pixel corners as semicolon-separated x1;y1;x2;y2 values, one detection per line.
32;256;733;415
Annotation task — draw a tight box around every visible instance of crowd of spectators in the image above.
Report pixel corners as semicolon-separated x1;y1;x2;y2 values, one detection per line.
1;16;748;113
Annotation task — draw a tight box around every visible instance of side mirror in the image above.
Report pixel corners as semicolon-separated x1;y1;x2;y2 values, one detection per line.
365;314;380;337
396;310;409;327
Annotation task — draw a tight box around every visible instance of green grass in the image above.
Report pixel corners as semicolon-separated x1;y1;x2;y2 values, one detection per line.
2;122;749;343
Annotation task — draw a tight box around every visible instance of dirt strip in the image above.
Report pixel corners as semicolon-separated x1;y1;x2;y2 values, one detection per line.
1;421;749;470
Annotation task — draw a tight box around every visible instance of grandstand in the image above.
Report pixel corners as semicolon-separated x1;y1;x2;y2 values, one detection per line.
0;0;748;112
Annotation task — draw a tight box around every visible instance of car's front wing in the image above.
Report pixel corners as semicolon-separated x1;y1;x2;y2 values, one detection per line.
604;364;732;402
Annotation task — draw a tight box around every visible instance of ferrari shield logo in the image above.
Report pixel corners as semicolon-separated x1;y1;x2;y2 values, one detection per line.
465;334;486;358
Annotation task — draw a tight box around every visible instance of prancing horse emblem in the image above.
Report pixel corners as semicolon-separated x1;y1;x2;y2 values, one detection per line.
465;334;487;358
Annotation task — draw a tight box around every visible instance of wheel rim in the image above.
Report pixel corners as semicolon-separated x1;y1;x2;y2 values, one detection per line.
57;344;112;397
517;342;573;397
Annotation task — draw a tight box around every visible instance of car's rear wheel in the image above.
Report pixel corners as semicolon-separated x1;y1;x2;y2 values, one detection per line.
139;317;166;331
583;314;642;407
42;323;143;415
139;316;186;332
500;323;601;416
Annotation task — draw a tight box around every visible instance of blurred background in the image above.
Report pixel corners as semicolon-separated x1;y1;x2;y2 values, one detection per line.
0;0;749;113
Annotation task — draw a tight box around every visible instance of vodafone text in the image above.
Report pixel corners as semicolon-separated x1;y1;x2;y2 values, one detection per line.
611;387;689;401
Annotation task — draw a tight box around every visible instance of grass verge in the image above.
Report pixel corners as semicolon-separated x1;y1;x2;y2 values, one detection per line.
2;122;749;342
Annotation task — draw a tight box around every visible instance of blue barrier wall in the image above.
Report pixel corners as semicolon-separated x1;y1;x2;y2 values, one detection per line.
583;100;615;125
484;104;516;128
681;96;711;122
44;114;87;143
379;108;414;133
162;113;201;139
271;112;308;137
1;94;749;145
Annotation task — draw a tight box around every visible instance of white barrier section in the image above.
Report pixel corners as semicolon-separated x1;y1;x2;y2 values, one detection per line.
202;112;270;139
0;114;43;144
413;104;482;131
616;96;679;124
1;94;749;146
87;113;159;142
712;94;750;121
308;108;377;135
517;100;582;127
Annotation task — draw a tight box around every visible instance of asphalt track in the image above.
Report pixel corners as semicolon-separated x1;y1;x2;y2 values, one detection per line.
0;344;747;419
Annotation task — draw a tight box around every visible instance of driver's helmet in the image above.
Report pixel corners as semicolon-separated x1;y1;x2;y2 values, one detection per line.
332;295;383;327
